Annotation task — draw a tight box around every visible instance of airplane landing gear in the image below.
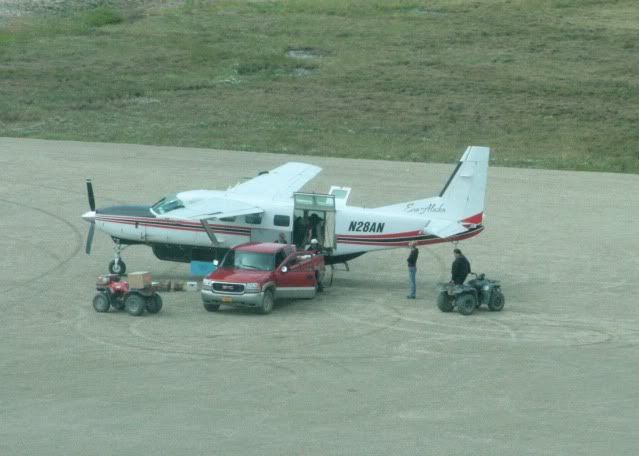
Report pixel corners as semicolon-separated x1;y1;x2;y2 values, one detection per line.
108;242;129;274
108;259;126;274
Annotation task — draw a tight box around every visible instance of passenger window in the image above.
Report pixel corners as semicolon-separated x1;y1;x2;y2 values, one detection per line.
273;215;290;227
244;214;262;225
220;216;236;222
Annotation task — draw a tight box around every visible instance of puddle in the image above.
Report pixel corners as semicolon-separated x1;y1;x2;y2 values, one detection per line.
412;8;446;16
290;67;316;77
286;48;322;60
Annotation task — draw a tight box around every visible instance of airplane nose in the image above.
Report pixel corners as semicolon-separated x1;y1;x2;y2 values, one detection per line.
82;210;96;223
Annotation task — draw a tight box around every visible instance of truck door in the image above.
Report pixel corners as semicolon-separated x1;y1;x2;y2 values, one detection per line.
275;252;317;299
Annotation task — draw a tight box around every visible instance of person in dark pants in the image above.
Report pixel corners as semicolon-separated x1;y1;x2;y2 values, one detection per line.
406;241;419;299
293;216;305;247
451;248;471;285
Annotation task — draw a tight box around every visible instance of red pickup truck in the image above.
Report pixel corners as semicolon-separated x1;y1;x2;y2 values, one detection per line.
201;242;325;314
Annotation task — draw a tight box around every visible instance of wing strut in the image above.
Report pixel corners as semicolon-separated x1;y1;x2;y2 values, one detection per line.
201;219;220;246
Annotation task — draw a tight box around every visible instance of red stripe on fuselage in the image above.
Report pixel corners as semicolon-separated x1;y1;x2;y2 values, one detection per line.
337;226;483;246
338;230;423;240
96;216;251;235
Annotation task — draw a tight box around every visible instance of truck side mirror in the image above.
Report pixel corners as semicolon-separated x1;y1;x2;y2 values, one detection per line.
213;260;219;266
280;266;288;273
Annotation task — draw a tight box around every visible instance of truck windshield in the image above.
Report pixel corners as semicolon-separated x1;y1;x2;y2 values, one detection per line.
222;251;275;271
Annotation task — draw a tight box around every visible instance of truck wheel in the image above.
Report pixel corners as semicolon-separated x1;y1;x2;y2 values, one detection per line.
456;293;477;316
259;290;274;315
108;259;126;275
145;294;163;314
124;293;145;316
203;302;220;312
92;292;110;313
436;292;454;312
488;290;505;311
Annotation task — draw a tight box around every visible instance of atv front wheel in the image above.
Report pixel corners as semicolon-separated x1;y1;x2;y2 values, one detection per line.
437;292;454;312
92;292;110;313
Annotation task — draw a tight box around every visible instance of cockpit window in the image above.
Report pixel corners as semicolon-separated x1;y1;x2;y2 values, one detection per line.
152;195;185;214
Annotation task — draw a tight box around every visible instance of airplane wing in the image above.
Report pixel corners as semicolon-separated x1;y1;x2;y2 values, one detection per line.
423;219;468;238
178;196;263;220
191;197;264;246
226;162;322;200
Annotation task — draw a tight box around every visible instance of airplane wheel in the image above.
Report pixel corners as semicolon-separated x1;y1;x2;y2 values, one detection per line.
457;293;477;316
109;259;126;275
437;292;454;312
488;290;505;311
203;302;220;312
145;294;163;314
92;292;110;313
124;293;145;316
258;290;274;315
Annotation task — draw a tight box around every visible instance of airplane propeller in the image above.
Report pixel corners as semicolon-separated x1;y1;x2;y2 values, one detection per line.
87;178;95;212
84;179;96;254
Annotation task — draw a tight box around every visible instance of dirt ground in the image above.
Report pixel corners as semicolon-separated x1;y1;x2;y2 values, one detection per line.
1;138;638;455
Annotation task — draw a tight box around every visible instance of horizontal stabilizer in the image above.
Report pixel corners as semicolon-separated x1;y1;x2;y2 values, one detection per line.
423;219;467;238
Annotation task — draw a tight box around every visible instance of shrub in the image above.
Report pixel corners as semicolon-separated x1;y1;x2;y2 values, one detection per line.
83;6;123;28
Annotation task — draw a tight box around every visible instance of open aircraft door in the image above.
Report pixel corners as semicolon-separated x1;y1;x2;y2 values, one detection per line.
293;192;336;250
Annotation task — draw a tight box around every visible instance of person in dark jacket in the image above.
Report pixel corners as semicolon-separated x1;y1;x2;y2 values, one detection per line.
451;248;471;285
406;241;419;299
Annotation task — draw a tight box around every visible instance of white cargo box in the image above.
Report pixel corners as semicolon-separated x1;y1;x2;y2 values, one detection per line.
128;271;152;289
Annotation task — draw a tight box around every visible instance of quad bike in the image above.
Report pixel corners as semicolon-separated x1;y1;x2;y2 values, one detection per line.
437;273;505;316
92;274;163;316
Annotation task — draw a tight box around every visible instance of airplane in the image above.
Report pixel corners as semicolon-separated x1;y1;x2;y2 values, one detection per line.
82;146;489;274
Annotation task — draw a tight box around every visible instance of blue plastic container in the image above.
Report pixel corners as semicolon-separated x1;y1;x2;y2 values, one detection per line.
190;260;216;276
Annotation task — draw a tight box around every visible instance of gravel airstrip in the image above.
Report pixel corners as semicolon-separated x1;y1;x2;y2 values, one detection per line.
1;138;638;455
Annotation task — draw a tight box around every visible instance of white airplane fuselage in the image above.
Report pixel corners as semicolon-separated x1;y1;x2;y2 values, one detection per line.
83;146;489;270
92;190;483;261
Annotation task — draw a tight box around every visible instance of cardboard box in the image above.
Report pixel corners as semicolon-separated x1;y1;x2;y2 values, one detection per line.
128;271;152;289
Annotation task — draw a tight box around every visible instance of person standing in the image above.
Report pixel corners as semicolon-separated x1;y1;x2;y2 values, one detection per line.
451;248;471;285
306;238;321;254
406;241;419;299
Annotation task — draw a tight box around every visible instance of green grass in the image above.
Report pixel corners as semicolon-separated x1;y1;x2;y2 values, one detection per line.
1;0;638;173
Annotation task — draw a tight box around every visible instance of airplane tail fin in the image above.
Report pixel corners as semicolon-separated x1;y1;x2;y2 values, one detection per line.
375;146;489;238
438;146;489;224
